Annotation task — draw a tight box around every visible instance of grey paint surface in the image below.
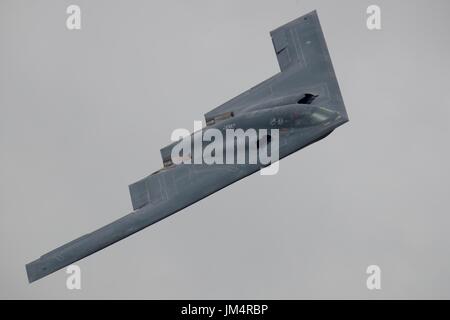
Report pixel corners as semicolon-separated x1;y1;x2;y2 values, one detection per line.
1;0;450;298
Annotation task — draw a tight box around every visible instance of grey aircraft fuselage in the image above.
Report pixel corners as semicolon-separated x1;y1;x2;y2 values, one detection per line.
164;98;341;167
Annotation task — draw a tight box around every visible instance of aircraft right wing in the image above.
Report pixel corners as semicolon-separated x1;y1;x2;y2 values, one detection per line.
204;10;347;126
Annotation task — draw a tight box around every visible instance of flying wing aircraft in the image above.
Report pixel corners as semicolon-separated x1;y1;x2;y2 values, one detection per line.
26;10;348;283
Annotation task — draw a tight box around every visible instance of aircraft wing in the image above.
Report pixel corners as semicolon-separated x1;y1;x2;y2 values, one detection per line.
204;10;347;125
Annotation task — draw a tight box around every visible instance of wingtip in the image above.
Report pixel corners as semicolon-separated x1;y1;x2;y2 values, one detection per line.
270;10;320;36
25;262;37;284
25;258;49;284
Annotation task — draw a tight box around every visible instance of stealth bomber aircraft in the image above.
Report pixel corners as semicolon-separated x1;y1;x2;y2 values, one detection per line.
26;10;348;283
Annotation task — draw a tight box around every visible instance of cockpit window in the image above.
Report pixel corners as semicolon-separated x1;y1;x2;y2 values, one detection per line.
297;93;318;104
